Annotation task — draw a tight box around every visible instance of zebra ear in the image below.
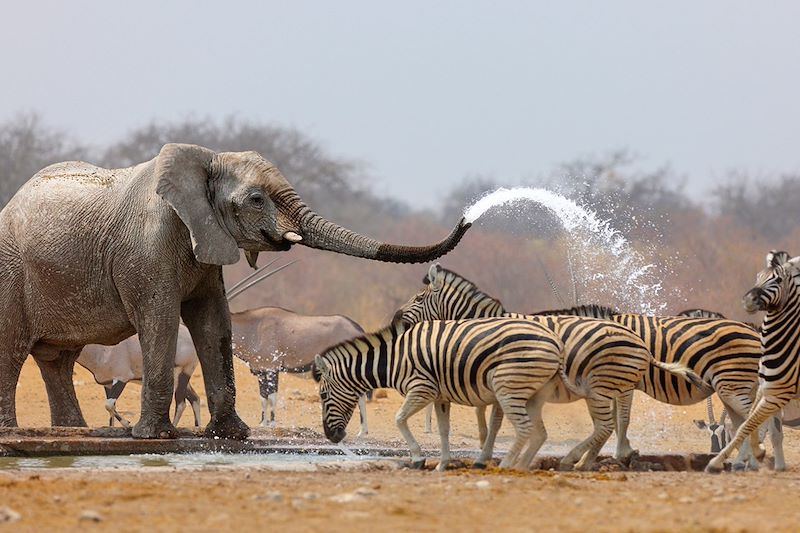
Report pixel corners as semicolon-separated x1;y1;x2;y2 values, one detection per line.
313;355;330;379
788;256;800;270
429;263;445;291
768;250;791;268
423;263;440;285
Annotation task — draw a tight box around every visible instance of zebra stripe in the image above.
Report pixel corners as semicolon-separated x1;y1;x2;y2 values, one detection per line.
398;264;694;469
707;250;800;472
313;318;563;470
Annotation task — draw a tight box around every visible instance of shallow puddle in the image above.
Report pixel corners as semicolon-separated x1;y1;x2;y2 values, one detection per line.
0;452;385;471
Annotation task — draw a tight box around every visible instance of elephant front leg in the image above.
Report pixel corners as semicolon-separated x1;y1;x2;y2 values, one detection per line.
35;351;87;427
182;281;249;440
132;311;181;439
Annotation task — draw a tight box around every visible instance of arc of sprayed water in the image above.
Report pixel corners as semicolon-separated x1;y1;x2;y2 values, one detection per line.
462;186;668;314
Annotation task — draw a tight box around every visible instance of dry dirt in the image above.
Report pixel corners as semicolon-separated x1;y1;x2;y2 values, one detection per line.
3;357;800;532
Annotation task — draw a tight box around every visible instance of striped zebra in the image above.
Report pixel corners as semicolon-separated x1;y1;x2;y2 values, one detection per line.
398;264;705;469
401;264;779;469
312;318;564;470
706;250;800;473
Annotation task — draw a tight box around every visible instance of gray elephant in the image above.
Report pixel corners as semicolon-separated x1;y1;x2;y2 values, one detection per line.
0;143;470;439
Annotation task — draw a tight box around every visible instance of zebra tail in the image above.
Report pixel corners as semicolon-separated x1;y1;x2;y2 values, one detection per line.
650;360;714;394
558;363;587;398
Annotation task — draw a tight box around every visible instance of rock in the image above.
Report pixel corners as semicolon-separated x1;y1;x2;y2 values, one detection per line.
302;492;319;500
0;507;21;523
79;510;103;522
475;480;491;490
657;492;668;500
354;487;377;497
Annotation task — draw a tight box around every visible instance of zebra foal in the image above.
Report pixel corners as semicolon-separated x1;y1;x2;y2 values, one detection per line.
313;318;563;470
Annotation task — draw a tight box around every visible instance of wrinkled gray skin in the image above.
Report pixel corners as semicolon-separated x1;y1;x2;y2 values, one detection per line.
0;143;470;439
230;306;366;430
78;324;201;428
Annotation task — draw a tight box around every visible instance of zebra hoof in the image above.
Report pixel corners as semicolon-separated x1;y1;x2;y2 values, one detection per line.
410;459;426;469
705;462;724;474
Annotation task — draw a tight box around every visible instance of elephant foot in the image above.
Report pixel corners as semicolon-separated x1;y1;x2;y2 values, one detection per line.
132;416;178;439
205;412;250;440
51;411;88;428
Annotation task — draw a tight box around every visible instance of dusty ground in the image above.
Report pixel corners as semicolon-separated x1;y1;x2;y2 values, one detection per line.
3;357;800;532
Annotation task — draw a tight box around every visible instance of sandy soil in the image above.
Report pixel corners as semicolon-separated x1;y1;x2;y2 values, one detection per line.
4;357;800;532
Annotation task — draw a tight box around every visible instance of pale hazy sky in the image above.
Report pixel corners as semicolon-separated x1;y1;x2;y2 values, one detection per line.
2;1;799;207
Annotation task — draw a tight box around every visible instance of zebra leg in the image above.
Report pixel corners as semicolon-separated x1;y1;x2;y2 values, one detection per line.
476;405;488;448
560;396;615;471
356;395;369;438
496;393;533;469
424;404;433;433
613;390;636;461
720;397;758;470
515;392;550;470
434;401;451;472
395;390;436;468
475;403;504;468
706;394;784;473
104;380;130;428
769;416;785;471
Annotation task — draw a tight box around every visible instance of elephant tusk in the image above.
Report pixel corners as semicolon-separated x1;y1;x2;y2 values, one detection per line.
283;231;303;243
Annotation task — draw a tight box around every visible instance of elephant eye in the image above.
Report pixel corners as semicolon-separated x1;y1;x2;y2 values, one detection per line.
248;193;265;209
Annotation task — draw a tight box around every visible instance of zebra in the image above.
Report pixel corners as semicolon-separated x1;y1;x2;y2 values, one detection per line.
312;317;564;470
401;263;781;470
398;264;706;469
676;308;785;459
706;250;800;473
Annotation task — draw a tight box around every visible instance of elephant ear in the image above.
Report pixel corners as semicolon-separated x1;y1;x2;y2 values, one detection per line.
155;143;240;265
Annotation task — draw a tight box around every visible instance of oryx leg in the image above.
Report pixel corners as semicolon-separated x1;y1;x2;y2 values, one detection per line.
475;405;488;447
356;394;369;437
173;371;191;426
257;370;279;427
186;383;201;426
424;403;433;433
395;388;437;468
104;380;129;428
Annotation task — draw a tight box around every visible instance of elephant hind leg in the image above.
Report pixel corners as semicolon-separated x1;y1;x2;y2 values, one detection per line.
0;349;27;427
35;350;87;427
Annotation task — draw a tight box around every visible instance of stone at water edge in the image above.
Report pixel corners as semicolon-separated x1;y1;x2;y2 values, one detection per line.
79;510;103;522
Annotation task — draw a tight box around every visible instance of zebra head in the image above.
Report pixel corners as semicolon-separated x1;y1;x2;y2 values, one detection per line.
312;351;361;443
394;263;447;325
743;250;796;313
394;263;504;325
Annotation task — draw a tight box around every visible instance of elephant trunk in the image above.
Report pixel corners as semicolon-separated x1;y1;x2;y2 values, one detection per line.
274;188;471;264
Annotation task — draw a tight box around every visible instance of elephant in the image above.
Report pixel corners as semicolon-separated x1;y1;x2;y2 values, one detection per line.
0;143;470;439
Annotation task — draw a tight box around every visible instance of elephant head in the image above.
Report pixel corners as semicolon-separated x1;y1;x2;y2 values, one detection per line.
155;143;471;267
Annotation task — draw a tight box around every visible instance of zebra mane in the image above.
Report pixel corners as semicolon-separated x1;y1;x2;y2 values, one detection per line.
434;267;505;310
312;320;408;382
533;303;619;319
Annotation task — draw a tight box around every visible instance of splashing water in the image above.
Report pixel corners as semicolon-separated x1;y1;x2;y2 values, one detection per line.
464;187;669;314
